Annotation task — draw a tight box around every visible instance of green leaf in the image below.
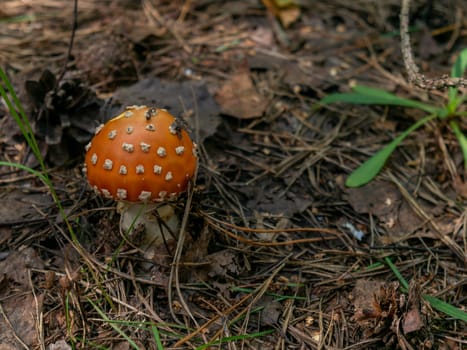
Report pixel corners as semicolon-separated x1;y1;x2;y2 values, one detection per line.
151;325;165;350
423;295;467;322
320;85;439;114
450;121;467;171
449;48;467;103
346;113;437;187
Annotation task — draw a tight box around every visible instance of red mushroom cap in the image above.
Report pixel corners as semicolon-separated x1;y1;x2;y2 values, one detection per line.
83;106;197;202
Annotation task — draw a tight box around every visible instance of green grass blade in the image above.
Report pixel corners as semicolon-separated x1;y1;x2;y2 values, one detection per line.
449;120;467;171
423;295;467;322
0;14;37;23
0;68;120;318
88;299;142;350
151;325;165;350
450;48;467;78
0;161;49;185
320;85;439;114
64;293;75;343
384;257;467;322
195;329;275;350
384;257;409;290
0;68;43;165
346;113;437;187
0;69;78;234
449;48;467;102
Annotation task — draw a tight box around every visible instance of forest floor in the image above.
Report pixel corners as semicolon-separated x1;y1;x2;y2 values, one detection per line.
0;0;466;349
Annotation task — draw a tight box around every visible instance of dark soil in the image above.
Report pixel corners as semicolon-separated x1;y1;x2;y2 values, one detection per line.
0;0;466;349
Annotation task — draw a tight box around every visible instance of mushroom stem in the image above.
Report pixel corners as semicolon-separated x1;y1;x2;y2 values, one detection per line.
117;202;180;258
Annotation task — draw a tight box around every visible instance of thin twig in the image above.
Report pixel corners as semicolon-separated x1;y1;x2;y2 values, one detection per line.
29;270;45;350
400;0;467;89
168;178;203;329
55;0;78;87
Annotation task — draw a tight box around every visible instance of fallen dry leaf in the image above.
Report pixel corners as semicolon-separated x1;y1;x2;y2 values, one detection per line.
277;6;300;28
0;292;43;349
107;78;221;144
207;250;240;278
345;181;424;235
111;341;130;350
403;279;424;334
453;175;467;198
0;247;44;287
216;72;268;119
258;296;282;325
402;307;423;334
346;181;401;218
262;0;301;28
249;26;275;48
48;339;72;350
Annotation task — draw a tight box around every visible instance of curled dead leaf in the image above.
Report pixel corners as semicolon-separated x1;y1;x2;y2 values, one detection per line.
262;0;301;28
216;72;268;119
402;307;423;334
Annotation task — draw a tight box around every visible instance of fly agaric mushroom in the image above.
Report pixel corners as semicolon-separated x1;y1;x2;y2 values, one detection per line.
83;105;197;257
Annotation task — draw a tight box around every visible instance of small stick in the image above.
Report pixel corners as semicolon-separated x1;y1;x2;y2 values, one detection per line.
55;0;78;88
400;0;467;90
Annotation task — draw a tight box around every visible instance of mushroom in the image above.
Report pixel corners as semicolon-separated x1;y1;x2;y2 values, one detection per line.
83;105;197;257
